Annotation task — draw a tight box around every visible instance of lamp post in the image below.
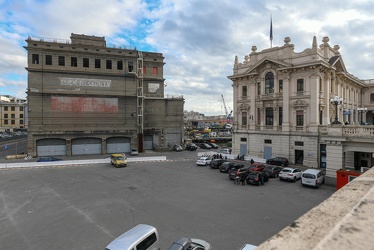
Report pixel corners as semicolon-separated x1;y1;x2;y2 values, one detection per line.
357;107;367;125
330;96;343;124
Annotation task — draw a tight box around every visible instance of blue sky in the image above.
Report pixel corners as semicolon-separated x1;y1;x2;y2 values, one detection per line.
1;0;374;115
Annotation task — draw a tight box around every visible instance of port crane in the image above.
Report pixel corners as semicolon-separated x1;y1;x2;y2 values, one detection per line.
221;94;233;122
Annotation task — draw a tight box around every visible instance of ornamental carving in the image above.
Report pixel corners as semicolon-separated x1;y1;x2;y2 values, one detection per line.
293;99;308;109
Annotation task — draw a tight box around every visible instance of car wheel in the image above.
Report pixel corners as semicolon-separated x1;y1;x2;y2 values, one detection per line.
293;177;296;182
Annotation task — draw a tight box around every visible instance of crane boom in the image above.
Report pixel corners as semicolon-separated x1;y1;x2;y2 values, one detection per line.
221;94;228;117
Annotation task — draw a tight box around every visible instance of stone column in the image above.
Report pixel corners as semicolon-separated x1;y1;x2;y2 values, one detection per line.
249;77;257;130
323;73;330;125
309;70;319;132
282;71;290;131
66;138;72;156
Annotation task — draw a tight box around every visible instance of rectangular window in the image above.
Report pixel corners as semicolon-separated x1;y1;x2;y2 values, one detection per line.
370;93;374;103
20;120;24;124
257;108;261;125
11;120;15;125
95;59;101;68
11;106;15;111
32;54;39;64
11;114;15;118
264;139;272;144
143;66;146;74
58;56;65;66
4;114;8;118
83;58;89;68
242;112;247;125
242;86;247;97
71;57;77;67
279;80;283;93
279;107;283;126
297;79;304;93
152;67;158;75
296;110;304;126
4;120;8;125
266;108;273;125
128;61;134;72
19;107;24;111
4;106;8;111
20;114;24;118
45;55;52;65
117;60;123;70
106;60;112;69
240;138;247;142
295;141;304;146
257;83;261;95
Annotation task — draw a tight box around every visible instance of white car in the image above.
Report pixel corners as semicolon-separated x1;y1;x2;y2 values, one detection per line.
196;157;212;166
279;167;302;182
130;148;138;156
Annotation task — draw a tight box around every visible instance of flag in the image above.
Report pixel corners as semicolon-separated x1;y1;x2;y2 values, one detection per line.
270;15;273;41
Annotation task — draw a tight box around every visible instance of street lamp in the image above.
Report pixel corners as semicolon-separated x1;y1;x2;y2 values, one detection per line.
330;96;343;124
357;107;368;125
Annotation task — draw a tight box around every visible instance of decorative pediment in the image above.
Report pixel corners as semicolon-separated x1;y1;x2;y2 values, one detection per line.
293;100;308;109
244;57;292;75
239;103;249;111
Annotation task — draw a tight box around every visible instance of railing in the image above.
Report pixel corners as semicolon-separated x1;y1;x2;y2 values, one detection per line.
26;36;136;50
343;126;374;136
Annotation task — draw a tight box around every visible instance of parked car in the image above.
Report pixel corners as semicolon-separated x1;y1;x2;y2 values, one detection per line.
228;165;246;180
208;143;219;149
196;156;212;166
246;171;265;185
218;148;231;154
37;156;63;162
266;157;289;166
219;162;236;173
210;159;225;169
263;165;283;178
301;169;325;188
186;143;198;151
172;144;183;152
247;163;267;172
199;143;212;149
167;237;212;250
130;148;139;156
279;167;302;182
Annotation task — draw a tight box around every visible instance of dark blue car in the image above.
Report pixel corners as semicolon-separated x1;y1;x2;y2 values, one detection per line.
37;156;63;162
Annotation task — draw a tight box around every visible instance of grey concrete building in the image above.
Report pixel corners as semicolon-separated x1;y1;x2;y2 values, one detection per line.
228;36;374;183
25;33;184;156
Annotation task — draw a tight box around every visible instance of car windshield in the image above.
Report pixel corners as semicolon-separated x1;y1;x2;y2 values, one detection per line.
282;169;291;173
115;156;124;160
264;166;273;171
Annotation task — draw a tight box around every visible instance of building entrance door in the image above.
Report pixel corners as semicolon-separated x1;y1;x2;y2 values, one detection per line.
264;146;272;160
240;144;247;156
295;150;304;165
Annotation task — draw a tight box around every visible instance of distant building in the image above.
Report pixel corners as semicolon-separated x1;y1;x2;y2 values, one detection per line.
0;95;27;132
24;33;184;156
228;36;374;182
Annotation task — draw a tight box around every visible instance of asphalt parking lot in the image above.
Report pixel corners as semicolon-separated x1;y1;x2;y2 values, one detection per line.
0;150;336;250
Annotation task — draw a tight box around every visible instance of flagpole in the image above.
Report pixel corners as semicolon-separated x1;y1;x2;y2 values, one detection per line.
270;14;273;48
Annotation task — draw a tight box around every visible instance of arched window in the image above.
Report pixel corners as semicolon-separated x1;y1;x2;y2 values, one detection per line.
265;72;274;94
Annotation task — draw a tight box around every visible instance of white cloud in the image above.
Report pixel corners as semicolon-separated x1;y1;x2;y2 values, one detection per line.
0;0;374;115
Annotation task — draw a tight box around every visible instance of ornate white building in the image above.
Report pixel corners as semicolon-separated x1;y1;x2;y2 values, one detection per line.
228;36;374;182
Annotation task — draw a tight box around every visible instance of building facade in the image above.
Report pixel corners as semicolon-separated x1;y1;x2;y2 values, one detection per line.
228;36;374;182
0;95;27;132
25;33;184;156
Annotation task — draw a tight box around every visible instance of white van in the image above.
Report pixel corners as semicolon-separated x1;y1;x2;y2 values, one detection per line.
105;224;160;250
301;169;325;188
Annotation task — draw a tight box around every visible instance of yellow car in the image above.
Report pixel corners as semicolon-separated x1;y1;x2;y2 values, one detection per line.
110;153;127;168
